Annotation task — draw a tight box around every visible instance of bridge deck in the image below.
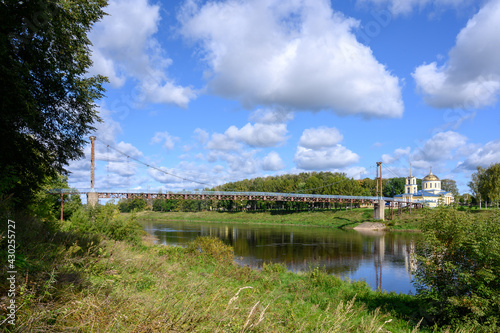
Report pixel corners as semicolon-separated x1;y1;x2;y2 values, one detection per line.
49;189;425;205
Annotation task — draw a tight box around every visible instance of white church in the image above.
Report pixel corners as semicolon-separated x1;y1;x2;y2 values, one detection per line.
395;167;454;207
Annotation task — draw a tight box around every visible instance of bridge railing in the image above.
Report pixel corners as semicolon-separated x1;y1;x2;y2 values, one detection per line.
47;188;426;204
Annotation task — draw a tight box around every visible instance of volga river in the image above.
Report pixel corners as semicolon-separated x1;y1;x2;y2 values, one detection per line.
140;220;421;294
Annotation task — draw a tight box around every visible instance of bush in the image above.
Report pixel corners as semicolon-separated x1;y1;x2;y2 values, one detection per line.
68;203;144;244
187;236;233;264
414;207;500;329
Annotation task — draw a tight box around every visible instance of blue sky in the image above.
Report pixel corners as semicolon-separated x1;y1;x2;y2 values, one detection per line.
68;0;500;194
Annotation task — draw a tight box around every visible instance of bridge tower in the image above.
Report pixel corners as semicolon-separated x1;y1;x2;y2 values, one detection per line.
87;136;99;207
374;162;385;220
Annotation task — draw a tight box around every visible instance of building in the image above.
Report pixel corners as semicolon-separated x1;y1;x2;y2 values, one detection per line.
395;167;454;207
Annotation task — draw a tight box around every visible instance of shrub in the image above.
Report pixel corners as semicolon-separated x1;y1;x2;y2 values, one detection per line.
414;207;500;328
187;236;234;264
68;203;143;244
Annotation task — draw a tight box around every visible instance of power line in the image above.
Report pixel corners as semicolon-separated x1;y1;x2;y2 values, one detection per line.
94;137;214;187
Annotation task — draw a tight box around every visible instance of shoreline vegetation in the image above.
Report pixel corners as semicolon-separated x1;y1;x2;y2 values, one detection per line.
2;201;499;331
133;208;426;231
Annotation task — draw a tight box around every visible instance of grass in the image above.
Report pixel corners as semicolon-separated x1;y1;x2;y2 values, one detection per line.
136;207;431;231
5;232;426;332
137;208;379;229
3;205;492;332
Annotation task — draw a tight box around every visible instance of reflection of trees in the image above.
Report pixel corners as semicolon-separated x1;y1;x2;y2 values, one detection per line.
140;221;420;281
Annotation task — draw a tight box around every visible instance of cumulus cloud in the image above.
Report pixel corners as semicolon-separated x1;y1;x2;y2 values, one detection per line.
151;131;180;150
179;0;403;118
294;146;360;170
298;127;343;149
412;131;467;164
294;127;359;170
381;147;410;164
262;152;285;171
249;108;294;124
206;133;242;151
357;0;473;15
456;140;500;170
226;123;288;147
89;0;195;107
413;0;500;109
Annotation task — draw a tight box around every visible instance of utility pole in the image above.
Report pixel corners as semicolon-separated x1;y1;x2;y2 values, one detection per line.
374;162;385;220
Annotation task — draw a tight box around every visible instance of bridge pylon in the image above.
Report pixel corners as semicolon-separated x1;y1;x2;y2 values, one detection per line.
87;136;99;207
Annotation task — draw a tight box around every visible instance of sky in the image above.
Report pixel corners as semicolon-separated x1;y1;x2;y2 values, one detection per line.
68;0;500;194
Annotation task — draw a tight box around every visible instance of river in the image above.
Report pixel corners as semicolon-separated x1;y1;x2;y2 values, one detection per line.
140;220;420;294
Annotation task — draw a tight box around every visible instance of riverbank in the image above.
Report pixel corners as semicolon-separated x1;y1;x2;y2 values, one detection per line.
136;208;427;231
5;229;423;332
5;205;497;331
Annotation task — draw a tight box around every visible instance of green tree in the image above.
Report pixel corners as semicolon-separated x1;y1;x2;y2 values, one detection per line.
382;177;405;197
441;179;459;198
415;207;500;328
0;0;108;207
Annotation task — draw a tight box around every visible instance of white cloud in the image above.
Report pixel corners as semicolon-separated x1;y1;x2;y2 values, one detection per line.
294;145;360;170
194;128;209;144
298;127;343;149
90;0;196;107
457;140;500;170
294;126;359;170
413;0;500;109
206;133;242;151
262;152;285;171
381;147;410;164
179;0;403;118
357;0;474;15
249;108;294;124
412;131;467;163
226;123;288;147
151;131;180;150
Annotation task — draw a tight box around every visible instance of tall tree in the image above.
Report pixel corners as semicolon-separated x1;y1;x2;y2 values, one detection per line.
0;0;108;207
441;179;459;198
383;177;405;197
469;166;486;208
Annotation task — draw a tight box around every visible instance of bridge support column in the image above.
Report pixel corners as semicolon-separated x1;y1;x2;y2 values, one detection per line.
374;200;385;221
87;192;99;207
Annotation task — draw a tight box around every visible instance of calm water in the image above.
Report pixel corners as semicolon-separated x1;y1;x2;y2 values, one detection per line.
140;220;420;294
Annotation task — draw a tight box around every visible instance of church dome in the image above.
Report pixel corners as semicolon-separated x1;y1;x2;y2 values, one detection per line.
423;169;439;181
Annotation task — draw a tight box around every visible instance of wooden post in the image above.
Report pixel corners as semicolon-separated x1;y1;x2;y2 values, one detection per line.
60;192;64;222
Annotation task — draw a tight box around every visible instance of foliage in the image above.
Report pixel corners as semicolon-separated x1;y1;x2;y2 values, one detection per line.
470;164;500;207
0;0;107;207
383;177;405;197
26;174;82;222
441;179;460;198
69;203;144;244
187;236;234;264
118;197;148;213
414;207;500;329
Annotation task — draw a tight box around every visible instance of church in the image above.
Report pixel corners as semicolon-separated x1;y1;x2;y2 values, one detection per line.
395;167;454;207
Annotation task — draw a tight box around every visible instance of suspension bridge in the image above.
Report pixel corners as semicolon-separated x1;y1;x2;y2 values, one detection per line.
51;136;424;221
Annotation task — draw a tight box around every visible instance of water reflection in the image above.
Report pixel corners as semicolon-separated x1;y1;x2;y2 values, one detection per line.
141;220;419;294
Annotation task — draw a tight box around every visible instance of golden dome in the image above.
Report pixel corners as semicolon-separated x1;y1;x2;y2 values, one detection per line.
423;168;439;181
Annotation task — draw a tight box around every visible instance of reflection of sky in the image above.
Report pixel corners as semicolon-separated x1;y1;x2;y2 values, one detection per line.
141;220;419;294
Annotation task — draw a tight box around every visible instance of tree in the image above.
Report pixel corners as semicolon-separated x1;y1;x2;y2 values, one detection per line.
441;179;459;198
382;177;405;197
469;164;500;208
0;0;108;207
415;207;500;328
